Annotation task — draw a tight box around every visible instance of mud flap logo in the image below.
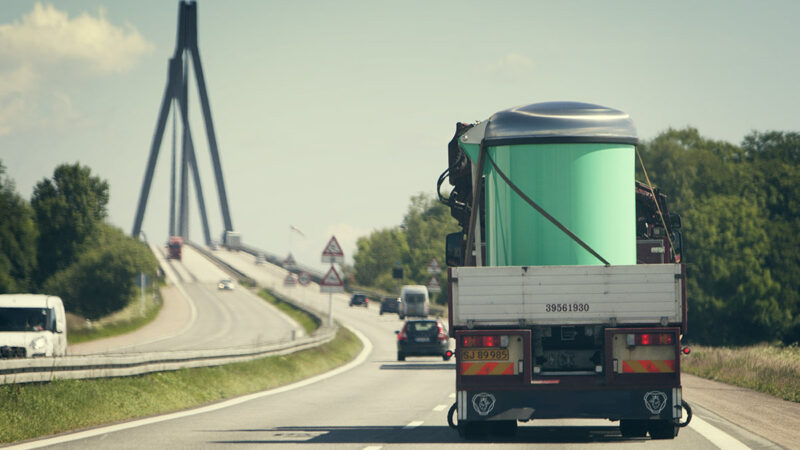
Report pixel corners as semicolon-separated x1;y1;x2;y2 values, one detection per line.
471;392;496;416
644;391;668;414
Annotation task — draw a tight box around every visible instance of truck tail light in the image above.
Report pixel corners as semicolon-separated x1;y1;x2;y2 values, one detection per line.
461;335;509;348
635;333;674;346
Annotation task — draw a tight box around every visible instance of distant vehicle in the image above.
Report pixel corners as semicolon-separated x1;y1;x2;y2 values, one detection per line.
167;236;183;260
380;296;400;315
225;231;241;250
0;294;67;358
349;293;369;307
399;285;429;319
396;318;452;361
217;279;235;290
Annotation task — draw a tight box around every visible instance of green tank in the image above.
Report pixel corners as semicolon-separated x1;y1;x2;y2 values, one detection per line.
459;102;637;266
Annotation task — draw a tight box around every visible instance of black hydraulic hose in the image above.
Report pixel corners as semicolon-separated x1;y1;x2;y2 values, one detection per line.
448;402;458;429
679;400;692;427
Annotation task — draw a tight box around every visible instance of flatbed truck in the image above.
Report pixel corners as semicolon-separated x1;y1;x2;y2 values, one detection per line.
439;102;689;440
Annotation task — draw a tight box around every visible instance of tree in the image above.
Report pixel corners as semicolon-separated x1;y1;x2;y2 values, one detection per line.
353;228;408;292
0;161;38;293
43;224;158;318
352;193;459;301
31;163;109;287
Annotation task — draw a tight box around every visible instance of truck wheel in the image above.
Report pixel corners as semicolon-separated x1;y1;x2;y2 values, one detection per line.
619;419;648;438
648;420;679;440
397;352;405;361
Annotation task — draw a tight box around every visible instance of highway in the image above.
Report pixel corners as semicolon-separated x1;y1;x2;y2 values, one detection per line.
22;249;793;449
69;245;303;355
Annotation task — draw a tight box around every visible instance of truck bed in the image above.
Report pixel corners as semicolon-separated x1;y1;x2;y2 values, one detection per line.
450;264;684;327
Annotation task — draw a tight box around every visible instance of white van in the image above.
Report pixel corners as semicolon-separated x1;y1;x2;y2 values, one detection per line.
399;285;430;319
0;294;67;358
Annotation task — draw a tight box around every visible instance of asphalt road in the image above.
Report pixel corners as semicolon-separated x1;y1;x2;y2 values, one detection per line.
69;245;302;355
20;250;794;449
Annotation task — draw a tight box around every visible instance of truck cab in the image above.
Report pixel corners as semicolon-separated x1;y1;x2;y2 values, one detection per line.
0;294;67;358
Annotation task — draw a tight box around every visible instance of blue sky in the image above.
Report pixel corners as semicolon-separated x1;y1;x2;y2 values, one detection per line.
1;1;798;271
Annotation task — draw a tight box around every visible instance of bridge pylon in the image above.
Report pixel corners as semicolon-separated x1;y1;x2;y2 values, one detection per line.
132;1;233;246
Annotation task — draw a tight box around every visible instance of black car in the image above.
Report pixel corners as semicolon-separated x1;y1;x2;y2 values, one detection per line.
349;293;369;307
396;319;452;361
380;296;400;315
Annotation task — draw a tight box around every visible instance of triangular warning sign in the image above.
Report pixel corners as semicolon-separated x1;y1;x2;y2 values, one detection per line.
427;276;441;293
427;257;442;274
320;266;343;286
320;265;344;293
283;253;296;267
321;236;345;263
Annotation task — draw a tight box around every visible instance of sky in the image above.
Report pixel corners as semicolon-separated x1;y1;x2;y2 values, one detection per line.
1;1;798;273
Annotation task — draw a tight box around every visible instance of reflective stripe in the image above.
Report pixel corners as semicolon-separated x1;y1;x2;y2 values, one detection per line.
622;360;676;373
461;362;515;375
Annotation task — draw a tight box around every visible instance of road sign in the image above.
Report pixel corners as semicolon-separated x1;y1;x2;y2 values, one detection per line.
283;253;296;269
427;257;442;274
427;276;441;293
284;273;297;287
321;236;345;264
298;271;312;286
320;265;344;293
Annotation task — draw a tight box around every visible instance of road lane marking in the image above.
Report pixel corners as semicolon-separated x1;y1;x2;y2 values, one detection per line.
8;325;373;450
362;447;383;450
689;415;751;450
433;404;448;412
449;392;455;398
404;421;424;429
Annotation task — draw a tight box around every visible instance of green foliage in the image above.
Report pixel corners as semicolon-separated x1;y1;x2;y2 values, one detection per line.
43;224;158;319
31;163;109;286
641;128;799;345
352;193;459;301
0;162;38;293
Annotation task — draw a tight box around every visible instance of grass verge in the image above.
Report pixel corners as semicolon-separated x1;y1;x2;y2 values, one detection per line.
67;287;163;344
258;289;320;335
0;326;362;444
682;343;800;403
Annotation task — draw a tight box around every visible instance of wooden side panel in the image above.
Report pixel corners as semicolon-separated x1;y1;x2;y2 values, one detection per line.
452;264;683;327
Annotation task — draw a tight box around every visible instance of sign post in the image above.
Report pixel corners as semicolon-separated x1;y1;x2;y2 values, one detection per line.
321;236;345;326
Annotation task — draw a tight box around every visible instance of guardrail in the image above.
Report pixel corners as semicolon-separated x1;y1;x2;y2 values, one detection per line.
0;329;334;385
0;245;336;385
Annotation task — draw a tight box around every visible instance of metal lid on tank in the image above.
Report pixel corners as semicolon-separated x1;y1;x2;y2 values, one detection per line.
460;101;638;146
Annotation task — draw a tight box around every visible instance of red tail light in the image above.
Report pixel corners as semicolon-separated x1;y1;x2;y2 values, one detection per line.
437;323;447;341
461;335;508;348
635;333;674;346
398;324;408;341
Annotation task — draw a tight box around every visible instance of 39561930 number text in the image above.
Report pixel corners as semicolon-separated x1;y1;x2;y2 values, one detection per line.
545;303;590;313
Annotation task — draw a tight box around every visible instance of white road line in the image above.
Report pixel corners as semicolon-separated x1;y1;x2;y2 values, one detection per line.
404;421;424;429
449;392;456;398
689;415;751;450
362;447;383;450
7;325;373;450
433;404;448;412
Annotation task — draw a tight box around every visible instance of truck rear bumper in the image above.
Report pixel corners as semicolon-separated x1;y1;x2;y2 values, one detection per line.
457;387;682;422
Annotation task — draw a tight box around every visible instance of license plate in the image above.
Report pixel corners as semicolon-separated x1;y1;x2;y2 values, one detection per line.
461;348;509;361
414;337;430;342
